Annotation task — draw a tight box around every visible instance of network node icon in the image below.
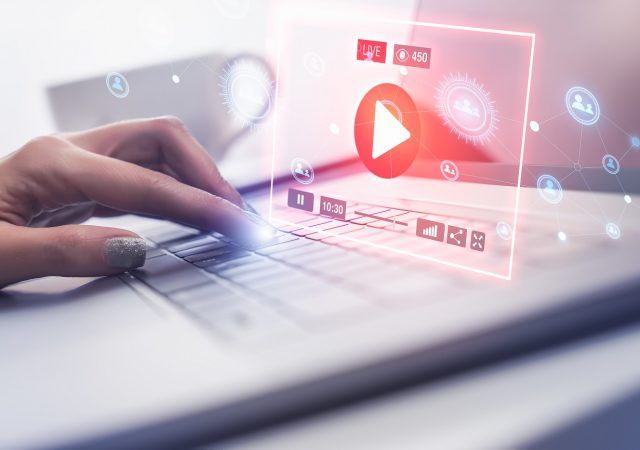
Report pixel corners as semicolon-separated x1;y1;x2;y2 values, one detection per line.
303;52;326;77
105;72;129;99
606;222;621;240
219;57;274;129
290;158;314;185
537;174;563;204
440;160;460;181
436;73;498;145
496;222;512;241
631;136;640;149
602;154;620;175
565;86;600;126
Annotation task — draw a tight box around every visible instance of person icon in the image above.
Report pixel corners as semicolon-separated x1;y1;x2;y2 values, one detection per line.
585;103;594;115
112;76;123;92
602;154;620;175
105;72;130;98
444;164;455;176
291;158;314;184
537;174;563;204
294;162;310;178
566;87;600;125
440;160;460;181
571;94;594;116
454;98;480;117
571;94;585;112
544;179;558;197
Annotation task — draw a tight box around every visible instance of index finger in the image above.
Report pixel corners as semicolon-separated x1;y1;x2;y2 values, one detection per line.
30;142;269;246
64;117;246;209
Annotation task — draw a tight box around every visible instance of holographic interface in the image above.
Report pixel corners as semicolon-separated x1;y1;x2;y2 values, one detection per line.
269;11;535;280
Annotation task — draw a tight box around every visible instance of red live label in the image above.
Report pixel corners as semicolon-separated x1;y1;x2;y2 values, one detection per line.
357;39;387;64
393;44;431;69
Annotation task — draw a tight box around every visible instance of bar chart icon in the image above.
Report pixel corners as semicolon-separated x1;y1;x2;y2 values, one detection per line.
416;218;444;242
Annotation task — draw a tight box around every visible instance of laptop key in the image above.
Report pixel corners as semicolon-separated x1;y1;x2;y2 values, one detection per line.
176;240;230;258
184;247;234;263
203;254;264;272
193;250;252;268
133;255;211;294
256;238;313;256
146;226;199;245
166;235;216;253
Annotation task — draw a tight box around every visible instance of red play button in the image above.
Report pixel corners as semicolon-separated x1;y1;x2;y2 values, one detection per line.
354;83;421;179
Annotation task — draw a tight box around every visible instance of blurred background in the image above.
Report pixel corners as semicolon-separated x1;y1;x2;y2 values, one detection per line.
1;0;638;173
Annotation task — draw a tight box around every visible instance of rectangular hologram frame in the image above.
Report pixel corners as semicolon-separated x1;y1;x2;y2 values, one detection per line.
269;13;536;281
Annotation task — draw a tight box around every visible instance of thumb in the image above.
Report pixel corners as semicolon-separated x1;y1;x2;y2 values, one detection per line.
0;224;147;288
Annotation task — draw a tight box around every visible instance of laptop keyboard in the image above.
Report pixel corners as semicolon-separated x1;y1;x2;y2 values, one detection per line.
129;200;600;346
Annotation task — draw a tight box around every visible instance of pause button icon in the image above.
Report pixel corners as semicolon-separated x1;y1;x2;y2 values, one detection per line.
288;188;314;212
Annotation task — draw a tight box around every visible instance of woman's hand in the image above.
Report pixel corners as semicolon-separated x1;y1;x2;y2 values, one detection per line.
0;116;266;288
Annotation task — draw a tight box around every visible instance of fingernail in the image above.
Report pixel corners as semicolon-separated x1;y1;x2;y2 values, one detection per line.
242;200;260;216
244;209;268;226
241;211;278;245
104;237;147;269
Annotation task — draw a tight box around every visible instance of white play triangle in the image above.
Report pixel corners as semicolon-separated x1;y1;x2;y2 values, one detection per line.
371;100;411;159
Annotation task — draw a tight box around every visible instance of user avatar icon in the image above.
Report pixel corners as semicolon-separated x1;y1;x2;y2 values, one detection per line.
436;73;497;145
290;158;314;185
565;86;600;126
602;154;620;175
454;98;480;118
112;77;123;91
537;174;563;204
496;221;512;241
105;72;130;99
571;94;594;116
606;223;621;240
440;160;460;181
303;52;325;77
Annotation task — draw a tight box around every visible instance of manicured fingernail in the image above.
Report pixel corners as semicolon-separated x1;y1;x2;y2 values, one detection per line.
104;237;147;269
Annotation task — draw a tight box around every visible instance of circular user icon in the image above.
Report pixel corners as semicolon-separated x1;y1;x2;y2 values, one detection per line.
605;223;621;240
106;72;130;99
602;154;620;175
436;73;497;145
303;52;326;77
290;158;314;185
219;56;274;128
496;221;513;241
537;174;563;204
354;83;421;179
565;86;600;126
440;160;460;181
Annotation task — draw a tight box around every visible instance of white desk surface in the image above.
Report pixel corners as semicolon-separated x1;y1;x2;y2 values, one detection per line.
221;323;640;449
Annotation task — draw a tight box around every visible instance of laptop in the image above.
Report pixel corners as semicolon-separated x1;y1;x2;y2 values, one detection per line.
3;1;640;448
